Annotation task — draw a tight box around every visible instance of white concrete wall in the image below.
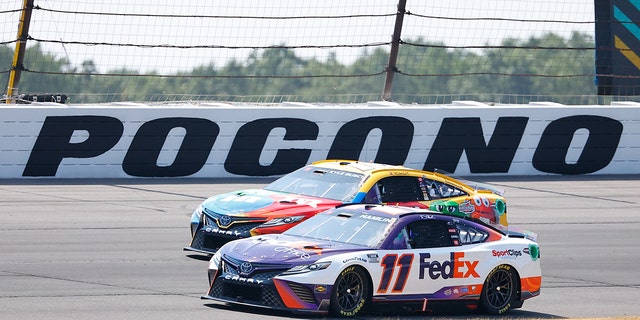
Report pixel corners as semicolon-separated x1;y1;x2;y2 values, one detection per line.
1;101;638;178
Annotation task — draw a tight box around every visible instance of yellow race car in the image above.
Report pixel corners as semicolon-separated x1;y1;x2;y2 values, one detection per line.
186;159;507;254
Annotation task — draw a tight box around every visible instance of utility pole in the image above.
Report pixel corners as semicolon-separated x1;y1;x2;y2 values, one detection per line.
382;0;407;101
6;0;34;104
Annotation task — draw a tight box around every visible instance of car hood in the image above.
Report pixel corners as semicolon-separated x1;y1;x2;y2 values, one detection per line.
220;233;366;264
201;189;342;217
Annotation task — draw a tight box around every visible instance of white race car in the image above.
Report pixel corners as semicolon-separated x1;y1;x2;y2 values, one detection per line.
203;204;541;317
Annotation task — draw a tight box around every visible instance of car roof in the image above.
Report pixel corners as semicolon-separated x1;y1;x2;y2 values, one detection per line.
311;159;466;189
333;203;507;234
311;159;449;179
311;159;502;195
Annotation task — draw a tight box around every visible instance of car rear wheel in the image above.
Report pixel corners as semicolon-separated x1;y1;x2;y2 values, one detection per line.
330;266;370;317
479;264;517;314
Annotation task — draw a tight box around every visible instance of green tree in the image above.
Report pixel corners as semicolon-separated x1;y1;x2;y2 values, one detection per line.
1;44;15;93
1;32;597;104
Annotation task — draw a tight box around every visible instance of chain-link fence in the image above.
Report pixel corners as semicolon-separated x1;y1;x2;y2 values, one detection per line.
1;0;622;104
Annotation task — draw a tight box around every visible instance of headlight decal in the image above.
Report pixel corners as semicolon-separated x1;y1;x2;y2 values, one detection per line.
282;261;331;275
261;215;305;227
209;252;222;269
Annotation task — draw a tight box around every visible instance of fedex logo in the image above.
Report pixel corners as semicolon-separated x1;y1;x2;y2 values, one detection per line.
419;252;480;280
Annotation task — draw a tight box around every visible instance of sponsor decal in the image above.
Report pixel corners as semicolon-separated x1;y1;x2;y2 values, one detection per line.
492;249;523;259
473;196;491;208
274;246;312;260
23;115;623;177
203;226;243;237
439;204;457;214
389;170;410;176
378;252;481;294
458;200;475;214
322;169;363;178
360;214;394;223
419;252;480;280
314;285;327;293
367;253;380;263
280;196;322;208
342;257;367;264
224;274;264;285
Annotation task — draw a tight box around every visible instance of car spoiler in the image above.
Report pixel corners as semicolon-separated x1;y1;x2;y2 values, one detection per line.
506;227;538;242
480;219;538;242
434;169;505;196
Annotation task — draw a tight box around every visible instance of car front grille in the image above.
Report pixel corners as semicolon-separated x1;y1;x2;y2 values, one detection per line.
207;256;295;308
208;272;285;308
190;222;263;252
203;210;267;231
202;233;231;251
223;264;285;282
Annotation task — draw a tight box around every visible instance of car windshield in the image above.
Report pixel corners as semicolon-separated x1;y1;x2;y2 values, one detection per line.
265;166;365;201
284;208;395;248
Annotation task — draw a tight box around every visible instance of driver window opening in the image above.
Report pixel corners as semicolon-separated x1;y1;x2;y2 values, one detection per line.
376;177;425;203
405;220;454;248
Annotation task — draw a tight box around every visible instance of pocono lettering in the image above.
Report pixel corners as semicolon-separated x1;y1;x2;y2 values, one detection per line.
22;115;623;177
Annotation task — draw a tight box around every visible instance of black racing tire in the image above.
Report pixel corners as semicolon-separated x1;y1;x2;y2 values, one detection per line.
479;264;518;315
329;266;370;317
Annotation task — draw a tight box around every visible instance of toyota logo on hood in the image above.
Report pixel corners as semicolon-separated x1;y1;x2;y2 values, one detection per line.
217;215;232;227
239;262;254;275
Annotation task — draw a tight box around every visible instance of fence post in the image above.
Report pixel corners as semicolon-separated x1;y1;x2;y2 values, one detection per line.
6;0;34;104
382;0;407;101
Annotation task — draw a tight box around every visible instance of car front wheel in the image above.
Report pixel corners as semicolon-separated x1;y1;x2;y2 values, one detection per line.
330;266;370;317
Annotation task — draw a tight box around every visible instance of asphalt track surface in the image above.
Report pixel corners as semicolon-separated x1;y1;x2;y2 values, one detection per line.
1;176;639;320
